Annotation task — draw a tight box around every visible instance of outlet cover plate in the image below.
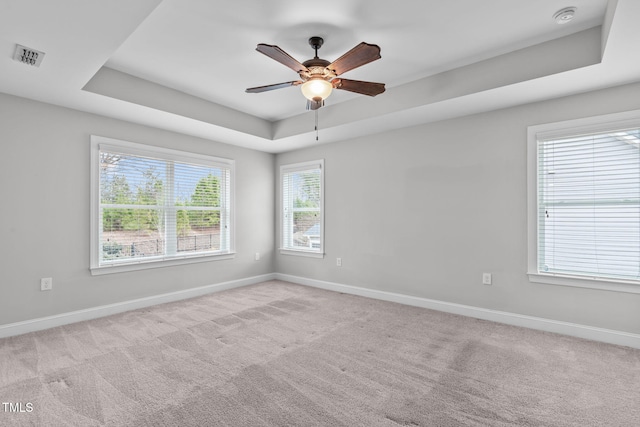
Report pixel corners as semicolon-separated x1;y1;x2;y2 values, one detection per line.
40;277;53;291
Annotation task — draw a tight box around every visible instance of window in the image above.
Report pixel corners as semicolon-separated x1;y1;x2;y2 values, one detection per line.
280;160;324;257
528;111;640;293
90;136;234;274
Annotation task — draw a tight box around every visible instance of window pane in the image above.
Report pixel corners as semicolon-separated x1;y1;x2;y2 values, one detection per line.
101;208;165;261
175;162;223;208
538;129;640;281
176;209;221;253
292;210;321;249
100;153;165;207
173;162;228;253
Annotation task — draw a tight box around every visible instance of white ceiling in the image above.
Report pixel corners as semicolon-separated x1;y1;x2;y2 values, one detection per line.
1;0;639;153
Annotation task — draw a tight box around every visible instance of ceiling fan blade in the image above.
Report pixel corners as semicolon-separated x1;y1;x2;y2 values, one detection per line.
328;42;381;76
332;78;385;96
245;81;303;93
256;44;309;73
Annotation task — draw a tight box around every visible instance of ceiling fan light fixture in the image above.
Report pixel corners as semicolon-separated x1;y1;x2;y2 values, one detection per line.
301;78;333;101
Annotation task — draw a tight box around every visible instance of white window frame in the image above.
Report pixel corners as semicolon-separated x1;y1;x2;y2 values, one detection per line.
527;109;640;294
90;135;235;275
280;159;325;258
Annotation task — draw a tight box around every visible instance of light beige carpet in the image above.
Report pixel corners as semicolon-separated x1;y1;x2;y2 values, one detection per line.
1;280;639;426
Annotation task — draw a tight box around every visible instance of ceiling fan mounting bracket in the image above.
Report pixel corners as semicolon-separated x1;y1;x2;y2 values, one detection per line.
308;36;324;51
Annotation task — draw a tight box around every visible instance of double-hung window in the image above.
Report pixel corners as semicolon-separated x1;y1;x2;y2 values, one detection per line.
280;160;324;257
528;111;640;293
90;136;234;274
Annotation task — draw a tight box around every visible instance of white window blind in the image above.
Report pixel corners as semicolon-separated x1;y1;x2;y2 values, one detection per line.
91;136;234;272
537;127;640;283
281;160;324;255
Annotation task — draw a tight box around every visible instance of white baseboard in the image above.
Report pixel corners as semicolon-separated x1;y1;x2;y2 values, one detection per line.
4;272;639;350
275;273;640;350
0;273;276;339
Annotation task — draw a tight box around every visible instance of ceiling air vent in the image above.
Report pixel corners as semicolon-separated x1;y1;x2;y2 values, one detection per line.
13;44;45;67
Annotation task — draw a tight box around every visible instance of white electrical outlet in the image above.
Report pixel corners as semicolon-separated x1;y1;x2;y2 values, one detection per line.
40;277;53;291
482;273;492;285
336;258;342;267
255;252;260;261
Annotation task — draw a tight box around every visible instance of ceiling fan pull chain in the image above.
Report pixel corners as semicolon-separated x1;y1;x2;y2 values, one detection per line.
315;109;319;141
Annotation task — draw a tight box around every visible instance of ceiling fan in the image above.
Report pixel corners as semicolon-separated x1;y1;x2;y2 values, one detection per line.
246;36;385;111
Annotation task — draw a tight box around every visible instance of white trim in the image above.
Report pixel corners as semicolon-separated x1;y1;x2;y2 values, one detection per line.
279;160;323;174
528;272;640;294
275;273;640;350
3;273;639;349
529;109;640;142
90;137;101;270
0;273;276;339
95;135;234;168
527;124;539;284
279;249;325;258
90;252;236;275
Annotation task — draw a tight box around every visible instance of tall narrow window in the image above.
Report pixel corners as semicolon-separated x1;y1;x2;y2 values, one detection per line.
528;113;640;292
91;136;234;274
280;160;324;257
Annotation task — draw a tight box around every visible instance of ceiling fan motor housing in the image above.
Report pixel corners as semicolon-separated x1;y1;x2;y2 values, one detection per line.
300;61;335;82
301;37;335;82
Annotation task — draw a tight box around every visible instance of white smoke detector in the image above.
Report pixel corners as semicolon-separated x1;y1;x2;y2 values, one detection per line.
13;44;45;67
554;7;577;24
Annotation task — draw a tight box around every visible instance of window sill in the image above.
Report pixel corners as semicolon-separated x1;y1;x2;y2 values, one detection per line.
528;271;640;294
91;252;236;275
279;249;325;259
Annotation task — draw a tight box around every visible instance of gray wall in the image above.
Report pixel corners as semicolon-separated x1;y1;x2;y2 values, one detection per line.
0;93;275;325
3;81;640;336
276;82;640;335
